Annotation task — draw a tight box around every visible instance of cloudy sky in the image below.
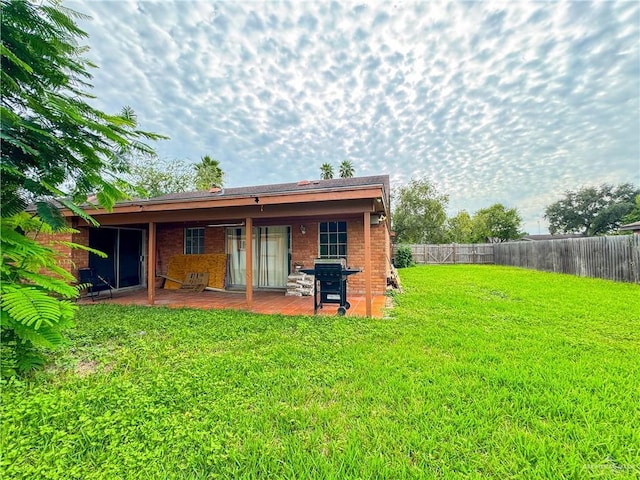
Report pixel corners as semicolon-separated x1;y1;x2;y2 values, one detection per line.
67;0;639;234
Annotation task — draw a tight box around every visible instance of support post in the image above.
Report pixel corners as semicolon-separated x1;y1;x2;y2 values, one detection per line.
364;212;372;317
147;221;156;305
245;217;253;306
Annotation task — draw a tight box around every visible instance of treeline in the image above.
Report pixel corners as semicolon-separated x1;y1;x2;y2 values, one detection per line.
393;179;639;245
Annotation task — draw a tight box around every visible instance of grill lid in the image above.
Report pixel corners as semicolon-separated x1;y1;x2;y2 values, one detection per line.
313;258;347;268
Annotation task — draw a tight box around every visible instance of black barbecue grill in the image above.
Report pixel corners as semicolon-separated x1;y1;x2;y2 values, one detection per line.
301;259;361;315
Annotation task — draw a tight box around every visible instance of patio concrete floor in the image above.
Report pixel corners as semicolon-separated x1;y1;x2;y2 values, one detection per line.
79;288;388;318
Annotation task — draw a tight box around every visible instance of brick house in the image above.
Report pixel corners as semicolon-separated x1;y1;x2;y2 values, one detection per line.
52;175;391;316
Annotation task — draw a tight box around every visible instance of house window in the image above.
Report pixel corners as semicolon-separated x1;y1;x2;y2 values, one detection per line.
319;221;347;258
185;227;205;254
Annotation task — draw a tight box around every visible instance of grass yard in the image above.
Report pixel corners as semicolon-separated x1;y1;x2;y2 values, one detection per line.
2;265;639;479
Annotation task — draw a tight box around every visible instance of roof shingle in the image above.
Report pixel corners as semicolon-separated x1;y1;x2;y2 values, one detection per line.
143;175;390;203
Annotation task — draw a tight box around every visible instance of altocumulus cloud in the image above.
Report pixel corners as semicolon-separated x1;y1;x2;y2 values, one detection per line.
67;0;639;233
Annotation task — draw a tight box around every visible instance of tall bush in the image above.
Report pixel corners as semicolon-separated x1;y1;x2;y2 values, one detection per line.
395;245;414;268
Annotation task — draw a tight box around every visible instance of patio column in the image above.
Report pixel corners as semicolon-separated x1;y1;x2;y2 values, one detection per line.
147;221;156;305
245;216;253;305
363;211;372;317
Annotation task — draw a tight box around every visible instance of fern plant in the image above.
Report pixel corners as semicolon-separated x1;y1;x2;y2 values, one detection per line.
1;214;80;377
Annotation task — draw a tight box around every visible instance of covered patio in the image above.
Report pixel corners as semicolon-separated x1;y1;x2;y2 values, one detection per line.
59;176;393;318
79;288;389;318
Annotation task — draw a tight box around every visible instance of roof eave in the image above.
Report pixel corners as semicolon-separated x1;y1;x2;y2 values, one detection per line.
62;183;388;217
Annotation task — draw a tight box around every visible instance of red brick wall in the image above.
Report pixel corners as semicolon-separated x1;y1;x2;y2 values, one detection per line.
71;227;89;277
373;220;391;294
35;230;73;276
42;219;390;295
346;219;365;294
290;221;318;270
34;225;90;280
206;227;225;254
156;225;182;275
156;225;225;275
43;224;207;280
290;218;390;296
345;219;389;296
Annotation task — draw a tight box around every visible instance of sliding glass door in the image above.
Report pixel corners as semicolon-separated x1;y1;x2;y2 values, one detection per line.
226;226;290;288
89;227;144;289
88;228;117;287
118;229;143;287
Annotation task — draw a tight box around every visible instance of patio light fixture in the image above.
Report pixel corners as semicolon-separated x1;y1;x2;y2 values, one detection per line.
300;225;307;235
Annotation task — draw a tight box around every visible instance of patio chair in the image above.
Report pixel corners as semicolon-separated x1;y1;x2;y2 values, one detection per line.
78;267;113;301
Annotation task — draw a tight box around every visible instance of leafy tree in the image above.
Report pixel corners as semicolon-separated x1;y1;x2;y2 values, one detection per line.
339;160;355;178
544;183;638;236
128;157;195;198
194;155;224;190
320;163;334;180
1;0;162;374
446;210;474;243
471;204;524;243
1;1;162;220
622;194;640;225
392;179;449;244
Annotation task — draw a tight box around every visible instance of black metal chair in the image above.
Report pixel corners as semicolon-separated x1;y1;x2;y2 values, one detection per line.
78;268;113;301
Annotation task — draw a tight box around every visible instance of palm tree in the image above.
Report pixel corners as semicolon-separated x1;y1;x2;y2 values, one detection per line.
195;155;224;190
320;163;334;180
339;159;355;178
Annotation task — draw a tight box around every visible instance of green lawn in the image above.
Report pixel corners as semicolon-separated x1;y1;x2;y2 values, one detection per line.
2;265;639;479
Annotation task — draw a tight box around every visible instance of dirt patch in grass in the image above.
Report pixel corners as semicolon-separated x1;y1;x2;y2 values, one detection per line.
74;360;113;377
75;360;99;377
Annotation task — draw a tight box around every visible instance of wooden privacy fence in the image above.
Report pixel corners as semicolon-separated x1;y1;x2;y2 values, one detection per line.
394;235;639;283
494;235;640;284
395;244;494;265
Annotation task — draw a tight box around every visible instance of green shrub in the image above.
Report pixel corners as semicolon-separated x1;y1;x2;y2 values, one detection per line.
395;244;414;268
